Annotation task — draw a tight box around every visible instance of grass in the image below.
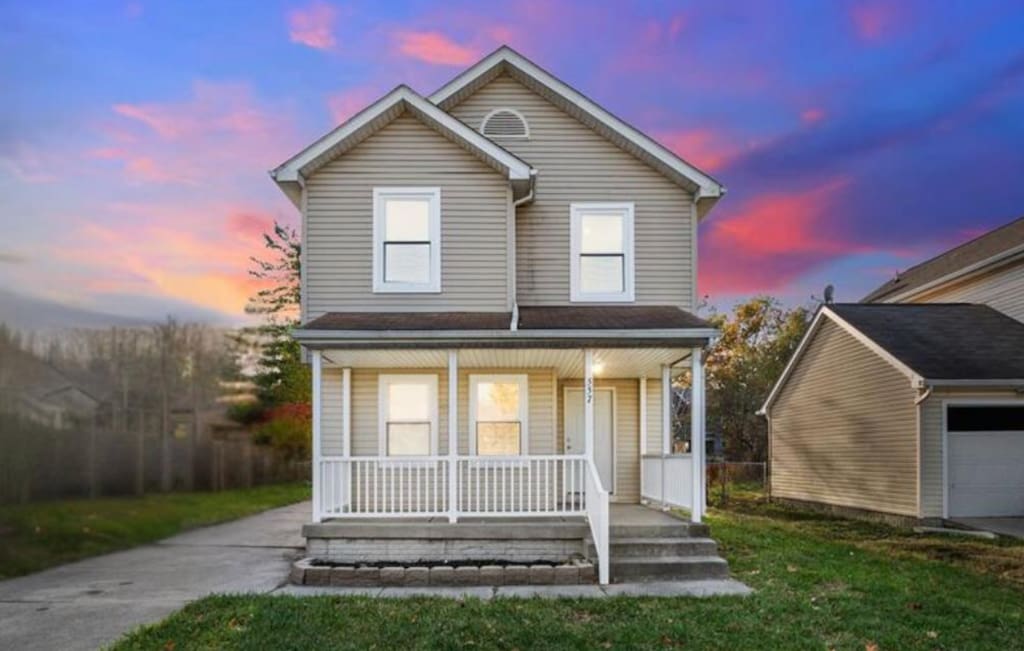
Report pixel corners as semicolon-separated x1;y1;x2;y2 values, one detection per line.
0;482;310;578
110;488;1024;650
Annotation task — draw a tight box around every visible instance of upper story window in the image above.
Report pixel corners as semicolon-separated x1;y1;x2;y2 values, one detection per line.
378;374;438;457
372;187;441;293
570;203;635;302
480;108;529;139
469;374;529;456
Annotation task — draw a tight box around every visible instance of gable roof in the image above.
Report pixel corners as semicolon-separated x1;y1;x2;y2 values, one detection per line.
270;85;535;206
761;303;1024;414
863;215;1024;302
429;46;726;217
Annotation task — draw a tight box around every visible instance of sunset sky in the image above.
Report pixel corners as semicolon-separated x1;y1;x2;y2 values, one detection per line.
3;1;1024;324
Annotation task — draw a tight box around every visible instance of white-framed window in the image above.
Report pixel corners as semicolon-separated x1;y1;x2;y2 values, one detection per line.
372;187;441;293
569;202;635;302
377;374;439;457
469;374;529;456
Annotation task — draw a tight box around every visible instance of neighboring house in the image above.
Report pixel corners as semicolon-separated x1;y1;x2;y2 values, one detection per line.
271;47;728;585
0;346;104;429
762;216;1024;524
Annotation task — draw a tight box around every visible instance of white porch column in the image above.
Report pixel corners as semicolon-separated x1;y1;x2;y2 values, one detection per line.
341;367;351;510
311;350;322;523
690;347;705;523
447;350;458;522
342;368;351;457
661;364;670;509
638;376;647;500
584;349;595;462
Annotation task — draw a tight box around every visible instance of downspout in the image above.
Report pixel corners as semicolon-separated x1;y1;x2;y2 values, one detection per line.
509;170;537;331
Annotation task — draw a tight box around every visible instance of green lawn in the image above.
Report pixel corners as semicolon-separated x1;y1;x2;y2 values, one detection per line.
111;492;1024;650
0;482;310;578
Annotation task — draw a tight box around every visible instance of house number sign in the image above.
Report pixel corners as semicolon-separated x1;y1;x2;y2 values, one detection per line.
585;377;594;404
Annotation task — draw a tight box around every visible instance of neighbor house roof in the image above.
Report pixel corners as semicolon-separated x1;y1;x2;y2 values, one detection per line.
432;46;726;217
863;215;1024;302
296;306;716;347
270;85;535;206
761;303;1024;414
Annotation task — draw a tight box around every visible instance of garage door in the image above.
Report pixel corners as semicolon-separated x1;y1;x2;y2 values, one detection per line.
948;405;1024;517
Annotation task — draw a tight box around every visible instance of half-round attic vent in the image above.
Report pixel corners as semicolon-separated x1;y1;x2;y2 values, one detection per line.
481;108;529;139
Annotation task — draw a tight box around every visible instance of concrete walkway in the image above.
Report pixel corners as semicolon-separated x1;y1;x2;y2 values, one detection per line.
0;501;309;651
953;517;1024;539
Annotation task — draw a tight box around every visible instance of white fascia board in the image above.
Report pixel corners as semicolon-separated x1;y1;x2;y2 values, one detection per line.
270;85;532;184
293;327;719;342
759;307;924;415
878;246;1024;303
429;47;725;198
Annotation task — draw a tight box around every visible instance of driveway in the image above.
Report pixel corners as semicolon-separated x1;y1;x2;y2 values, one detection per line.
954;517;1024;539
0;501;309;651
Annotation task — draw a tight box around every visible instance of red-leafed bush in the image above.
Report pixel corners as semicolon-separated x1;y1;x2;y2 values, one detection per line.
253;402;311;459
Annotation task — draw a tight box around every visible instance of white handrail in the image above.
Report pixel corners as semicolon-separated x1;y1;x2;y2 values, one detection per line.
584;458;610;585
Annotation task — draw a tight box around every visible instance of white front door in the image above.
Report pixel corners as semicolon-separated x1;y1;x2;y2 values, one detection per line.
565;388;614;492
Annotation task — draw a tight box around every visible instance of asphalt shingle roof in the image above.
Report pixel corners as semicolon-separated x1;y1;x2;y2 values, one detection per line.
827;303;1024;380
862;216;1024;302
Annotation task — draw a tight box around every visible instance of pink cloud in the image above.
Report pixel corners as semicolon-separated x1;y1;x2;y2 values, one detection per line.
287;1;338;50
700;178;859;294
53;203;282;316
657;128;744;173
98;80;298;186
393;31;480;66
850;2;901;41
800;107;826;124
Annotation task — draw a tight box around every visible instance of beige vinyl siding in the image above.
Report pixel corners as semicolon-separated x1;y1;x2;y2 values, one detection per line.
645;377;664;455
918;387;1023;518
557;379;641;502
770;319;919;516
911;259;1024;323
304;114;509;319
448;74;696;310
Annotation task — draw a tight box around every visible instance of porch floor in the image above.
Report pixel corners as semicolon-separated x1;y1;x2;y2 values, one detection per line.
313;503;686;526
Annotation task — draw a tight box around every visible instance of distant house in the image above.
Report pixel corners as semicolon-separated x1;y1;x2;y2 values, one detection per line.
762;216;1024;523
0;347;104;429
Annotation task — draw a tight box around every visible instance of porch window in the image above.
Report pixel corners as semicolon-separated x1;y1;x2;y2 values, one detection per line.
378;374;438;456
570;203;635;302
469;374;529;456
372;187;441;293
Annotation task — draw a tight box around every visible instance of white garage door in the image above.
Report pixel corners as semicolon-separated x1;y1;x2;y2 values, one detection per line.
947;405;1024;518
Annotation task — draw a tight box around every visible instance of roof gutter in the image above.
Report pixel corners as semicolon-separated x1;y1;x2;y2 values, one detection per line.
293;327;720;342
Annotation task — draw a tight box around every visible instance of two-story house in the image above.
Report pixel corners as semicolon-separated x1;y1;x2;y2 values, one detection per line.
762;216;1024;533
271;47;729;586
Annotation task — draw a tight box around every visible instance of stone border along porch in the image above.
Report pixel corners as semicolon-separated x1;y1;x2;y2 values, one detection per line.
291;558;597;587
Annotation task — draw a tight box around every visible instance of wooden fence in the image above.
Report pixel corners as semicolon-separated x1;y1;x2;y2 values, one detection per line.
0;410;309;504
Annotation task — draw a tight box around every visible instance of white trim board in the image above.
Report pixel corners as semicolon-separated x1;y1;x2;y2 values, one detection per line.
270;85;534;206
429;46;725;202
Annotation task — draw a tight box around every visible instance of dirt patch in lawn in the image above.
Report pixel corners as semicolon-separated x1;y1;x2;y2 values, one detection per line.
860;537;1024;587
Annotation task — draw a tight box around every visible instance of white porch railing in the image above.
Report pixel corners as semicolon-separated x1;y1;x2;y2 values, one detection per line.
584;458;610;584
318;454;597;519
641;453;694;510
316;454;610;583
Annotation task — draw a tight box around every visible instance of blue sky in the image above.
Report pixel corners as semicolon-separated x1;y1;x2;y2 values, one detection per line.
2;0;1023;322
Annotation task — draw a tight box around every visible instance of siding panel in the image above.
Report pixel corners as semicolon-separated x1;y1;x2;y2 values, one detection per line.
913;260;1024;323
770;319;919;516
304;115;509;319
449;75;696;309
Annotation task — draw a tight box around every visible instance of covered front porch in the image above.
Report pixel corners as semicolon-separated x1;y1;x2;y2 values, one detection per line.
307;344;709;583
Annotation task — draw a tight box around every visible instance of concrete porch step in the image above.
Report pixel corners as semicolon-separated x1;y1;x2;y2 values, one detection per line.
611;555;730;582
589;537;719;558
608;522;709;538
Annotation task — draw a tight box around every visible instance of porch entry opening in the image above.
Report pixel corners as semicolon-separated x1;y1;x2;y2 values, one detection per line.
565;387;614;493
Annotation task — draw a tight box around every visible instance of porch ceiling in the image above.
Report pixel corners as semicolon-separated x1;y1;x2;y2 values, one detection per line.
320;347;694;378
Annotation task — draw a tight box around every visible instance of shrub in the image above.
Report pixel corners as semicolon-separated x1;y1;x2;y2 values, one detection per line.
226;400;266;426
253;402;311;459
